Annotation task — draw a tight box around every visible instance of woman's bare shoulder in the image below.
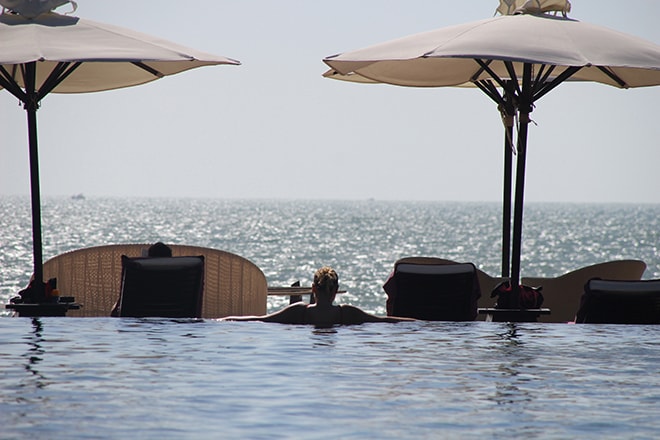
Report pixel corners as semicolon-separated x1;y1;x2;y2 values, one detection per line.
260;302;307;324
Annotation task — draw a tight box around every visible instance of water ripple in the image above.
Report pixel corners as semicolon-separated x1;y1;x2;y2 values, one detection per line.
1;318;659;438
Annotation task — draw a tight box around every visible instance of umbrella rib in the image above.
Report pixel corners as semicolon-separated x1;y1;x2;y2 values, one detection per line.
475;79;505;106
533;65;582;101
503;61;522;97
470;59;490;82
596;66;628;88
0;65;27;102
533;64;556;95
474;59;508;91
38;62;82;100
483;80;505;104
132;61;165;78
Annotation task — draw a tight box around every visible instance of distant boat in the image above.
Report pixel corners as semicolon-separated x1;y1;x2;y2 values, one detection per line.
71;193;85;200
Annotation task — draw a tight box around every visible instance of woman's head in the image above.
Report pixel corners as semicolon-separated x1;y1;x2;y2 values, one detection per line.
313;266;339;296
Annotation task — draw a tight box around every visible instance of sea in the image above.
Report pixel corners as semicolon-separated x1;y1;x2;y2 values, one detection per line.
1;196;659;439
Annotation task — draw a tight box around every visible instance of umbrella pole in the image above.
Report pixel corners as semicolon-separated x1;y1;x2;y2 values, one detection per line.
501;86;515;278
511;116;527;289
510;64;533;291
24;62;45;297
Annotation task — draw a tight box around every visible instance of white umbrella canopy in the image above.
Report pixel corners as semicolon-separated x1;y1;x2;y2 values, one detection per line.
0;8;239;93
0;1;240;298
324;11;660;88
323;1;660;289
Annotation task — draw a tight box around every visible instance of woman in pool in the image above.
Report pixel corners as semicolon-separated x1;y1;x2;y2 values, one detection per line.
223;266;413;326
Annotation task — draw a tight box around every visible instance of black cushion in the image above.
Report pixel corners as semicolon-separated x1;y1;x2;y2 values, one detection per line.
391;262;480;321
575;279;660;324
119;255;204;318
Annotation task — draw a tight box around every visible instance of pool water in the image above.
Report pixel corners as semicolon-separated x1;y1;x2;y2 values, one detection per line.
1;318;658;439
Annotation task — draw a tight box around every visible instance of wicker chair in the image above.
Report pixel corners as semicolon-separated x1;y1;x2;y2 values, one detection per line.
43;244;267;318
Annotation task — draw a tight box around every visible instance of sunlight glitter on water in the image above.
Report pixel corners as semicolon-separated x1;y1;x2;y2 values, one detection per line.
2;197;659;315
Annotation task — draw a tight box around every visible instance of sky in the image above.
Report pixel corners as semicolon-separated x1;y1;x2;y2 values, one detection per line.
1;0;659;203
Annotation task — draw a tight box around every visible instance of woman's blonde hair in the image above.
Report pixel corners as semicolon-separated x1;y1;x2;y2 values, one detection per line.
313;266;339;295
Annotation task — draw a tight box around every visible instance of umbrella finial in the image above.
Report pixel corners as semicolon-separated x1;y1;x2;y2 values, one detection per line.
0;0;77;19
496;0;571;17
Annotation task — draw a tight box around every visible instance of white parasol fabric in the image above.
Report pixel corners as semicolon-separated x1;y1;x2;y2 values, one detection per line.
0;10;239;93
324;13;660;89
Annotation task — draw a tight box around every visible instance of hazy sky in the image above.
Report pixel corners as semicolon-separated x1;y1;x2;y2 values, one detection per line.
1;0;659;203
